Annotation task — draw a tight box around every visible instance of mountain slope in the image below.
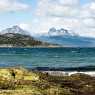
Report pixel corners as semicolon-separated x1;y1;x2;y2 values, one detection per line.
0;26;53;47
36;27;95;47
0;25;30;35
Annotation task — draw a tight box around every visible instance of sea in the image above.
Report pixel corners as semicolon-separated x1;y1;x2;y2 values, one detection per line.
0;48;95;72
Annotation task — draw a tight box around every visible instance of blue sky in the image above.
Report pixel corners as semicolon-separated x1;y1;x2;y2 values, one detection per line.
0;0;95;38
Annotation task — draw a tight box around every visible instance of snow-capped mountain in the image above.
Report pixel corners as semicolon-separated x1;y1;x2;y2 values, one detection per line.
1;26;95;47
35;27;95;47
48;27;78;37
0;25;30;35
0;25;54;47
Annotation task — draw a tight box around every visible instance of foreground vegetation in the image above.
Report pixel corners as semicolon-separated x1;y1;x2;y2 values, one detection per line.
0;68;95;95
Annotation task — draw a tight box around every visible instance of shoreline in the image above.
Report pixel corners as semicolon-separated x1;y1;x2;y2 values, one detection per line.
42;71;95;77
2;66;95;77
29;66;95;77
0;46;95;48
31;66;95;71
0;66;95;76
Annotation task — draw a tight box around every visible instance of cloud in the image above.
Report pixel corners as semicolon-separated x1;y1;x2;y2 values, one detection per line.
58;0;79;5
19;23;32;31
48;4;79;17
78;1;95;37
29;17;80;36
48;0;80;17
34;0;95;38
35;0;80;35
36;0;80;17
82;18;95;28
0;0;30;12
80;2;95;18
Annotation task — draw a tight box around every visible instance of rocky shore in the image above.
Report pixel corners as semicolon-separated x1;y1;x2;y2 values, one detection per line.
0;67;95;95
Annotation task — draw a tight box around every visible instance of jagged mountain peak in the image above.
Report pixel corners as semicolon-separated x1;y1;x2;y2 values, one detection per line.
0;25;30;35
48;27;78;37
11;25;21;30
12;25;20;28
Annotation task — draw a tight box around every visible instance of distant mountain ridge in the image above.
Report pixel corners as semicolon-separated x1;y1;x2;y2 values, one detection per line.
36;27;95;47
48;27;78;37
1;26;95;47
0;26;55;47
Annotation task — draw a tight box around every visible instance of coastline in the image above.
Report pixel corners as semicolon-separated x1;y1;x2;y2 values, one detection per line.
31;66;95;76
0;41;63;48
0;66;95;77
42;71;95;77
0;45;62;48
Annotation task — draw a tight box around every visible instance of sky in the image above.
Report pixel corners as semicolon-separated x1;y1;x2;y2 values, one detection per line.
0;0;95;37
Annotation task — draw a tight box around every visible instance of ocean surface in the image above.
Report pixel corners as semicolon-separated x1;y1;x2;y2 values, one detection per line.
0;48;95;70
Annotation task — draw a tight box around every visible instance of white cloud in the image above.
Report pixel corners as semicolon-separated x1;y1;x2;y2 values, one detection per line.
0;0;30;12
34;0;95;38
59;0;79;5
35;0;81;35
80;2;95;18
36;0;80;17
82;18;95;28
29;17;81;36
48;4;79;17
19;23;32;31
78;1;95;37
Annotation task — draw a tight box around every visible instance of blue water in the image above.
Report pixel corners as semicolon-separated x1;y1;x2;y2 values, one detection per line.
0;48;95;69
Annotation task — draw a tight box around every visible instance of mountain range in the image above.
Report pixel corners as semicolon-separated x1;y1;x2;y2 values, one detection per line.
0;26;53;47
36;27;95;47
48;27;77;37
0;26;95;47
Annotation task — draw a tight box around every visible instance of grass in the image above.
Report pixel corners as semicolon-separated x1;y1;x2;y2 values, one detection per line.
0;68;95;95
